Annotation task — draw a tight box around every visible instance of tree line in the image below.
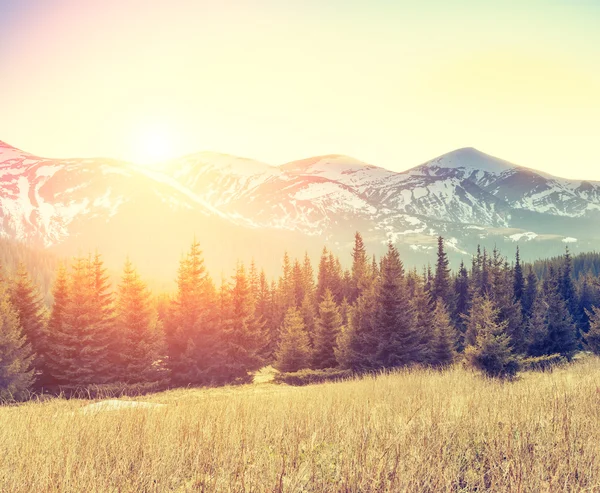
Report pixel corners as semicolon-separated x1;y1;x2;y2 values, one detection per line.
2;233;600;400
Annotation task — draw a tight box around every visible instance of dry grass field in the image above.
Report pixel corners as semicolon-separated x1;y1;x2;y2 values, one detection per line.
3;358;600;492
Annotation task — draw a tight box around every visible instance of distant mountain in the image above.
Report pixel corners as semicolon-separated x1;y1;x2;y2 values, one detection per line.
1;140;598;280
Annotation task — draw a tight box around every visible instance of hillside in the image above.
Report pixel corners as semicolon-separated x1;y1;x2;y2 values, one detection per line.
2;358;600;491
2;140;600;279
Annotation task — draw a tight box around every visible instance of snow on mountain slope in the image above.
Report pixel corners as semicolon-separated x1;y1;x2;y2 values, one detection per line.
1;140;599;272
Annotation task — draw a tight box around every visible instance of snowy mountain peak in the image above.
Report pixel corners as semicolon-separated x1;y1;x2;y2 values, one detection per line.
416;147;516;175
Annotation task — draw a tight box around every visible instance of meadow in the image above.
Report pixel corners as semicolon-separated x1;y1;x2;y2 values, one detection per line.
2;359;600;492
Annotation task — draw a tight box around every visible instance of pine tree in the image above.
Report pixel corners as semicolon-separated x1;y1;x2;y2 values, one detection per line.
275;307;311;372
452;261;470;349
350;232;369;303
431;300;456;368
513;246;525;302
0;283;34;401
166;240;219;385
374;242;420;367
335;284;378;370
114;259;164;383
9;264;48;385
312;289;343;369
464;297;518;379
526;295;548;357
521;267;538;318
560;247;578;319
411;278;434;364
433;236;452;307
543;267;578;359
221;263;265;382
89;253;117;380
585;306;600;355
47;256;113;385
45;264;72;385
291;260;305;307
302;252;315;300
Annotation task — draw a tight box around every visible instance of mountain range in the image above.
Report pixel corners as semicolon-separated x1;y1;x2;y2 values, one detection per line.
1;140;598;281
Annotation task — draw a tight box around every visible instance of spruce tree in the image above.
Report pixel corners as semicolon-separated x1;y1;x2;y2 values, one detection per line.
411;278;434;364
526;295;548;357
543;268;578;359
521;267;538;318
9;264;48;384
166;240;219;385
114;259;164;383
44;264;69;385
312;289;343;369
0;283;34;401
453;261;470;349
374;242;420;367
221;263;265;382
48;256;113;385
275;307;311;372
431;300;456;368
560;247;578;319
513;247;525;302
350;232;369;303
433;236;452;307
585;306;600;355
335;284;378;370
464;297;518;379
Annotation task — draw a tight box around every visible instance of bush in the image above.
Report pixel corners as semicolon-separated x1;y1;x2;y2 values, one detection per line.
274;368;353;386
42;380;170;400
520;354;567;372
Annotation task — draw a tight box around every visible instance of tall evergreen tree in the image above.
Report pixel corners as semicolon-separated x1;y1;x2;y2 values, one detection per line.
431;300;456;368
526;295;548;357
336;284;379;370
9;264;48;384
374;243;420;367
45;264;69;385
584;306;600;355
48;256;113;385
275;307;311;372
433;236;452;307
312;289;343;369
166;240;219;385
221;263;265;382
0;283;34;401
513;246;525;302
350;232;369;303
453;261;470;348
411;278;434;364
521;267;538;319
560;247;578;324
543;267;578;359
465;297;518;379
114;259;164;383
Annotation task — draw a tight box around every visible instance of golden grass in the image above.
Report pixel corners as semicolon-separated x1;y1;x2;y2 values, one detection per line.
3;359;600;492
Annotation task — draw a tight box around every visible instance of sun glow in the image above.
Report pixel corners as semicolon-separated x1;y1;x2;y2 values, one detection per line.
130;124;178;166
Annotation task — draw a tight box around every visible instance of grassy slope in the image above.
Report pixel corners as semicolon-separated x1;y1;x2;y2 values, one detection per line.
2;359;600;492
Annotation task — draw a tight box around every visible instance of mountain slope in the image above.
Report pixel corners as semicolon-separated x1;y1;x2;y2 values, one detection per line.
1;140;599;279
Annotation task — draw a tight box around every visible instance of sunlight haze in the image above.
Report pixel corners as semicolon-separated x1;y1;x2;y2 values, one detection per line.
1;0;599;178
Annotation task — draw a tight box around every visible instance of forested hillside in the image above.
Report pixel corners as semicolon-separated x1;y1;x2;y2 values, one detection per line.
1;233;600;400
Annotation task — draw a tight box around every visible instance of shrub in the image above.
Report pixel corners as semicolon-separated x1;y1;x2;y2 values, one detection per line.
520;354;567;372
274;368;353;386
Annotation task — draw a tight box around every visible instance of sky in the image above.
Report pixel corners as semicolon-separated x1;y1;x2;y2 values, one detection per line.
1;0;599;178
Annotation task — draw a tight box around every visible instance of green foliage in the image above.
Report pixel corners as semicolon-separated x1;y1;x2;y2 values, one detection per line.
520;354;566;372
312;289;343;369
585;306;600;355
431;300;456;368
275;307;311;373
0;283;34;401
114;259;165;383
273;368;353;386
465;297;519;379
